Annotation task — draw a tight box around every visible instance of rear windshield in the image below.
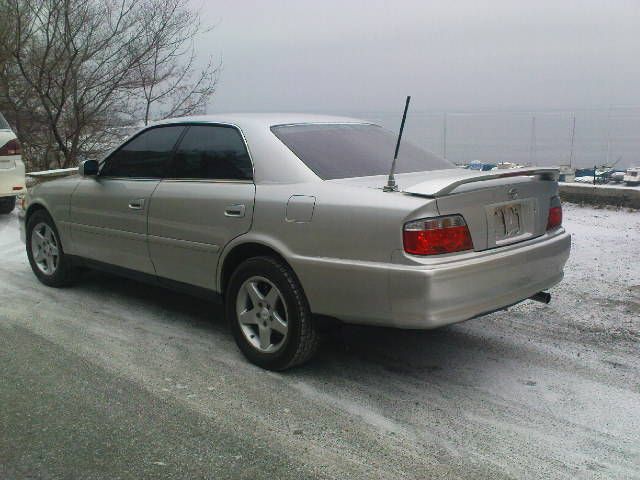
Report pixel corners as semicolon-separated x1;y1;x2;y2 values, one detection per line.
0;113;10;130
271;123;452;180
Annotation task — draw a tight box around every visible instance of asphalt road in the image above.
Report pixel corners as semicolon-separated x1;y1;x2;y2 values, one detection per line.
1;204;639;479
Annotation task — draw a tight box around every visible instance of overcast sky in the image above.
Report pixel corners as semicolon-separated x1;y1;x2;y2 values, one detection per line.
195;0;640;114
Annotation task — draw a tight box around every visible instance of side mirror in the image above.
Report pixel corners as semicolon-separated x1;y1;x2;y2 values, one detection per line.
79;159;99;177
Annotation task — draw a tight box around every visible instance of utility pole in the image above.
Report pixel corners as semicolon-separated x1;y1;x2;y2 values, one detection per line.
442;112;448;159
569;115;576;168
605;105;612;165
529;115;537;165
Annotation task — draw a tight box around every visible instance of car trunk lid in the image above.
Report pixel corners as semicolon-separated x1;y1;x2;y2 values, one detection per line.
402;168;559;251
327;167;559;252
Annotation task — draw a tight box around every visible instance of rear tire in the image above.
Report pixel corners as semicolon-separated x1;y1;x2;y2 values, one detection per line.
226;256;319;370
0;196;15;214
26;209;78;287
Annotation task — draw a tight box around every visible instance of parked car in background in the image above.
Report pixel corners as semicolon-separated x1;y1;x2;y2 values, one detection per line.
0;112;26;214
610;171;626;183
20;114;571;370
574;175;597;184
624;167;640;186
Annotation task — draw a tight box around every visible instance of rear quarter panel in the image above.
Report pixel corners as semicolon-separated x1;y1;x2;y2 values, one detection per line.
222;182;437;321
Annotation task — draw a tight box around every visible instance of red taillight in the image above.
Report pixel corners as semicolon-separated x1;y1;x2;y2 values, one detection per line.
547;197;562;231
0;138;21;156
403;215;474;255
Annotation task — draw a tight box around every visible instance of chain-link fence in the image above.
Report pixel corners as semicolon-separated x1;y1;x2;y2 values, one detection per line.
352;107;640;169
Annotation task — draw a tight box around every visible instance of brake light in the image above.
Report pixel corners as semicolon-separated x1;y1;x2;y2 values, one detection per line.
0;138;21;156
403;215;474;255
547;197;562;231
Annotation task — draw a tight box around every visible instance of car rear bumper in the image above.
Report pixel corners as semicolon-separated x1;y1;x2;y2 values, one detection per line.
387;230;571;328
0;160;26;197
296;230;571;329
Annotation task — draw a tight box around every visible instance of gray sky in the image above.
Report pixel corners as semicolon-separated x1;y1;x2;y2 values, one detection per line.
196;0;640;114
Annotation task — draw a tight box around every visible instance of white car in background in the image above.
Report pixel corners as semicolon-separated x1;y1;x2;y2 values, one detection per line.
0;112;26;214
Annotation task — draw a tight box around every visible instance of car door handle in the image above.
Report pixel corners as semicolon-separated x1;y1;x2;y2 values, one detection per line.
128;198;145;210
224;204;246;218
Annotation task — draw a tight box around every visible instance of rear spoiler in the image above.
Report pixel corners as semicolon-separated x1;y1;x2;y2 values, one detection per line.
403;167;559;197
26;167;78;179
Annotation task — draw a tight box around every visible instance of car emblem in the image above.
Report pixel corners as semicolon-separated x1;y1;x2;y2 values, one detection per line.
508;188;518;200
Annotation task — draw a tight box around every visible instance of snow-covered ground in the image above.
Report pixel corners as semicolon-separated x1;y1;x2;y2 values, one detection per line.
0;204;639;479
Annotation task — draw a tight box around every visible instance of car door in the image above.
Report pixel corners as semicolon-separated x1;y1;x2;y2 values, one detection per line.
69;125;186;273
147;124;255;290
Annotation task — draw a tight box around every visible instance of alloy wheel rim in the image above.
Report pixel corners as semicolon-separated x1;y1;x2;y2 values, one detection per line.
236;276;289;354
31;222;59;276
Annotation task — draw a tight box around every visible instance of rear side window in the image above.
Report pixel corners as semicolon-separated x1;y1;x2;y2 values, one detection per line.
101;126;185;178
170;125;253;180
0;113;10;130
271;123;452;180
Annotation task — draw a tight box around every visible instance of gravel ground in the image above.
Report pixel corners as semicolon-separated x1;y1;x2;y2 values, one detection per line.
0;203;638;479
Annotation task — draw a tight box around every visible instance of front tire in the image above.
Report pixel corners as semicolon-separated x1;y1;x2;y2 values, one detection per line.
26;209;78;287
0;196;15;214
226;256;319;370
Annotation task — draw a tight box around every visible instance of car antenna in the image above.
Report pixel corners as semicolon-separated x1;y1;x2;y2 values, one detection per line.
383;95;411;192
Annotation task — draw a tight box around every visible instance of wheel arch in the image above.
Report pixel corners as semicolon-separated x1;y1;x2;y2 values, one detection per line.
219;241;295;296
25;202;50;226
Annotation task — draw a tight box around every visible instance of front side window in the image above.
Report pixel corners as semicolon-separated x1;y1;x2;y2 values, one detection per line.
170;125;253;180
271;123;453;180
100;126;185;178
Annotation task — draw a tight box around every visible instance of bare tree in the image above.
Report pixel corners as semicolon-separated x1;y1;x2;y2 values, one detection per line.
134;2;219;125
0;0;219;170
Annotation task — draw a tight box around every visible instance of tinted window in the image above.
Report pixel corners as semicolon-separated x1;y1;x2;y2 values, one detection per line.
101;126;185;178
271;124;453;180
0;113;10;130
170;125;252;180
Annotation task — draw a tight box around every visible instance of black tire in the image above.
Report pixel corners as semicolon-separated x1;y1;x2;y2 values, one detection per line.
0;196;16;214
26;209;78;287
226;256;320;370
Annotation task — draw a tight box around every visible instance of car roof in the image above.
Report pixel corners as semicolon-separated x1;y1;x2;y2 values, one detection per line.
147;113;377;184
151;113;370;129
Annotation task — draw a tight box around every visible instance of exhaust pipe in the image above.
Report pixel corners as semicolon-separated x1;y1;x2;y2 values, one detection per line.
529;291;551;304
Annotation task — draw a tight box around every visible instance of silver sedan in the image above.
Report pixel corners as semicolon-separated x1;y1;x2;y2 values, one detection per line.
20;114;571;370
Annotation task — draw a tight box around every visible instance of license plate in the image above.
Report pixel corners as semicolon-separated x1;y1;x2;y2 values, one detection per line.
494;204;522;241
